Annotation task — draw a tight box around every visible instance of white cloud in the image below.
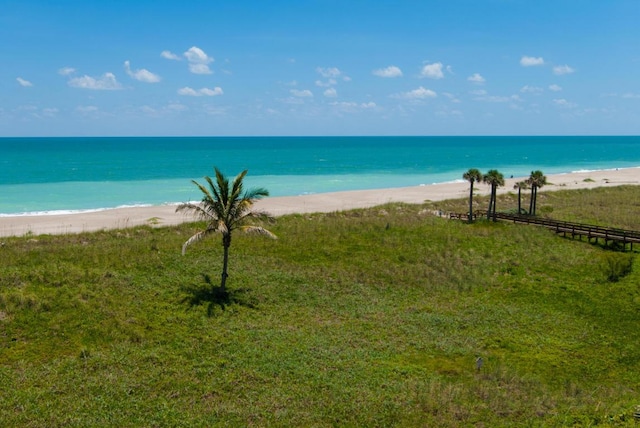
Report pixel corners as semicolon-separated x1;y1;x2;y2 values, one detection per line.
484;96;512;102
177;86;223;96
184;46;214;74
280;97;305;105
17;105;37;112
442;92;461;103
177;87;198;96
58;67;76;76
68;73;122;90
548;84;562;92
124;61;161;83
167;103;188;111
420;62;444;79
520;56;545;67
76;105;99;114
316;67;349;86
553;98;577;108
330;101;357;108
473;93;521;103
467;73;485;84
317;67;341;78
199;87;223;96
42;108;58;117
141;103;189;117
469;89;487;96
329;101;377;111
161;50;181;60
373;66;403;78
553;65;575;75
290;89;313;97
203;105;228;116
520;85;543;93
323;88;337;98
393;86;437;99
622;92;640;99
184;46;211;63
187;64;211;74
16;77;33;87
315;79;337;87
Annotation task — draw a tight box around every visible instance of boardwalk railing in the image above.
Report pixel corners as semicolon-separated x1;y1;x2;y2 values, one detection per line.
450;211;640;251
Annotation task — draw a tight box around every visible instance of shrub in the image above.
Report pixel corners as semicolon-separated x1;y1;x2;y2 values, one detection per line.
601;253;633;282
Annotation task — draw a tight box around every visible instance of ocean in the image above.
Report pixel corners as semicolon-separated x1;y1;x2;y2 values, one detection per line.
1;136;639;216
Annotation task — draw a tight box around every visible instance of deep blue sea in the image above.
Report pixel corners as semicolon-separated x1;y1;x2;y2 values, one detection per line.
1;136;639;215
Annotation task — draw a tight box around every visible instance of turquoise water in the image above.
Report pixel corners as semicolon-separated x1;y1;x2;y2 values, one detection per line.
1;136;639;215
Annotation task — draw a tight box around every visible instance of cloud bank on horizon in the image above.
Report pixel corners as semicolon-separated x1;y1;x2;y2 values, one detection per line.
2;1;639;136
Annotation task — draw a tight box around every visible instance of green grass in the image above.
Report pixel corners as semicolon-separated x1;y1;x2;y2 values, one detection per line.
1;186;640;426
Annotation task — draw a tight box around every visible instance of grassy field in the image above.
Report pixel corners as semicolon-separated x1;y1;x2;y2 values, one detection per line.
1;186;639;426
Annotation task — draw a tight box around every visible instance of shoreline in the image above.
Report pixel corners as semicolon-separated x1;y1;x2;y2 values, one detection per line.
1;167;639;238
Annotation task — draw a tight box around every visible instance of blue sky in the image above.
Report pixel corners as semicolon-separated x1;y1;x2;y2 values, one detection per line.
2;0;639;136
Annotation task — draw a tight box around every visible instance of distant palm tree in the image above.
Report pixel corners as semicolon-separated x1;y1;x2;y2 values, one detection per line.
483;169;505;221
513;181;529;214
463;168;483;223
527;170;547;216
177;168;276;292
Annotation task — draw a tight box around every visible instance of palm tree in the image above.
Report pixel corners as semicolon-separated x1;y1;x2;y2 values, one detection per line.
176;168;276;292
527;170;547;216
463;168;483;223
483;169;505;221
513;181;529;215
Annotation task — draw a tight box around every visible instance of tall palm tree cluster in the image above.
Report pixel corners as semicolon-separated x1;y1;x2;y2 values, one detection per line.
463;168;547;222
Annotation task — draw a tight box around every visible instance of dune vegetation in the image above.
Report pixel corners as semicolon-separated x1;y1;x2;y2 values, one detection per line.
1;185;639;426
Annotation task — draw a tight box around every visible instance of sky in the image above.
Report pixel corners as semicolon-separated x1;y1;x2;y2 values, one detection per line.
2;0;640;137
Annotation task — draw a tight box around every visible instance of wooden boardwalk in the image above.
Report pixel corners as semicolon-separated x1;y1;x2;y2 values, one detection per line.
450;211;640;251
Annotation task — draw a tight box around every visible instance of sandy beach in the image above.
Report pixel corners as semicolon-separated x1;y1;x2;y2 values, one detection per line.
1;168;638;238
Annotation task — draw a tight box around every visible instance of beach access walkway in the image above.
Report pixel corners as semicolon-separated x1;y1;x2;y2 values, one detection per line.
450;211;640;252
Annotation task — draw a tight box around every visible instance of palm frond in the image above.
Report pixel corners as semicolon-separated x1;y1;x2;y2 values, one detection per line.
214;219;229;236
239;225;277;239
181;230;210;255
214;168;230;205
232;170;248;195
175;202;212;221
179;167;276;256
243;209;274;222
193;178;213;199
463;168;483;183
244;187;270;200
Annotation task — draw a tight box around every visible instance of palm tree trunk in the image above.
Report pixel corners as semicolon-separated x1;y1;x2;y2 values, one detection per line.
529;185;535;215
485;185;490;220
491;185;497;221
487;184;497;220
487;185;495;220
517;188;521;214
220;245;229;291
220;235;231;292
532;187;538;216
468;182;474;223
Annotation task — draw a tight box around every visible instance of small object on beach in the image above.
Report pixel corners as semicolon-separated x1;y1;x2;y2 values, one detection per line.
475;357;483;372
